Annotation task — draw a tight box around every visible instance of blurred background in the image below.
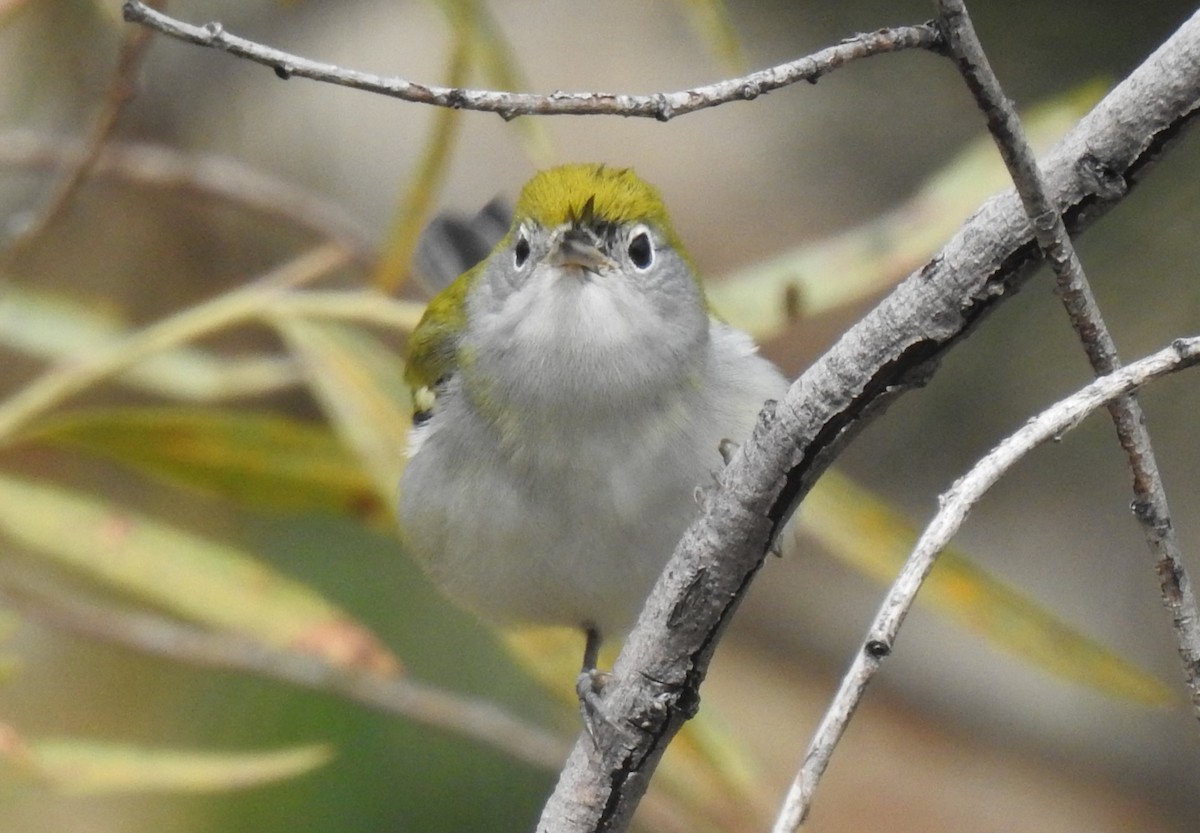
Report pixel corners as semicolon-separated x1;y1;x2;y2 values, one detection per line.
2;1;1200;831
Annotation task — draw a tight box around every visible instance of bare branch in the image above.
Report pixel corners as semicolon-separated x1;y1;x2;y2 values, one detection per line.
0;130;377;265
120;1;942;121
537;10;1200;831
772;335;1200;832
0;1;162;265
0;577;567;770
937;0;1200;719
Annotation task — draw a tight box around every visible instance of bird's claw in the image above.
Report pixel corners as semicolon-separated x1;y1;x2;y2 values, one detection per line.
576;667;610;743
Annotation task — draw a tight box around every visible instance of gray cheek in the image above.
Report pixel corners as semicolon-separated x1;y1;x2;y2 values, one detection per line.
651;253;705;319
491;260;519;295
472;263;518;319
466;264;528;349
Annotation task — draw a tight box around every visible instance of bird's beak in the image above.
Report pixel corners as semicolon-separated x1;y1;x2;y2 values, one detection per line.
548;227;611;273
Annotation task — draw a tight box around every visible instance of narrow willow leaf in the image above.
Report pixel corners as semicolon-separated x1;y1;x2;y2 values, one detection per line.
709;83;1107;339
418;1;552;166
460;2;554;164
372;3;470;294
0;473;399;674
2;726;332;794
0;281;297;400
672;0;744;70
272;317;412;504
0;610;19;680
801;469;1173;705
30;407;382;517
83;0;125;24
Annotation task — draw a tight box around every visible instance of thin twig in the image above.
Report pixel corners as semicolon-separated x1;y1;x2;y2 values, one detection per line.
121;1;943;121
937;0;1200;719
0;244;349;445
0;130;377;265
0;1;163;265
772;334;1200;832
0;578;567;770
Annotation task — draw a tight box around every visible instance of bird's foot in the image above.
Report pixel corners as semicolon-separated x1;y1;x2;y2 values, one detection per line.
575;666;611;744
577;626;630;745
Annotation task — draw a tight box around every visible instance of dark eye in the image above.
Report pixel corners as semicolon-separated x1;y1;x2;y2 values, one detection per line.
514;235;531;268
627;230;653;270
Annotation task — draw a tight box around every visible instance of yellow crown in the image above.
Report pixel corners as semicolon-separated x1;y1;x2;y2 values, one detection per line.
516;164;674;235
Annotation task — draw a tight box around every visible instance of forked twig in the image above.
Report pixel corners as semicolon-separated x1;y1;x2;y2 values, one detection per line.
772;335;1200;831
937;0;1200;718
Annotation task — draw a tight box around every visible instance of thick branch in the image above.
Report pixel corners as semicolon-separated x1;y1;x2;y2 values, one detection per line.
937;0;1200;719
121;1;942;121
538;10;1200;833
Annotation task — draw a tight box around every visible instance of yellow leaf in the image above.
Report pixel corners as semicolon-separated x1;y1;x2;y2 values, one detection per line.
0;721;332;794
373;4;470;294
801;469;1173;705
37;742;334;795
30;407;382;518
672;0;744;70
0;282;297;401
272;317;412;505
462;2;554;164
709;83;1108;339
0;473;399;675
0;610;18;680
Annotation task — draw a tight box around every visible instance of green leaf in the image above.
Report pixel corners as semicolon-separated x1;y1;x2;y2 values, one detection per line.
29;407;382;517
0;281;297;401
0;473;399;674
0;722;332;794
800;469;1173;705
272;317;412;506
708;83;1108;339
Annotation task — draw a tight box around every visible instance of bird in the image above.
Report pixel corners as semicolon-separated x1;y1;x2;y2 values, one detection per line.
398;163;787;688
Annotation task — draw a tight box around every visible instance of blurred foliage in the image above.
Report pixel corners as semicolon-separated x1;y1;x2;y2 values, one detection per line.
710;83;1107;338
800;470;1174;705
0;725;333;795
0;1;1192;832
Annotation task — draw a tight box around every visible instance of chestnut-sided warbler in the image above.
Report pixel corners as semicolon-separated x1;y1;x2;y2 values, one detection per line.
399;164;787;677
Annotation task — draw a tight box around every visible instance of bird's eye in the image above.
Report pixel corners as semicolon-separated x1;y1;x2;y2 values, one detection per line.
627;229;653;270
513;235;531;269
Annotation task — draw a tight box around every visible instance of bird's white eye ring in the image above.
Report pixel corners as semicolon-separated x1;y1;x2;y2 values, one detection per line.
627;226;653;271
514;234;531;269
